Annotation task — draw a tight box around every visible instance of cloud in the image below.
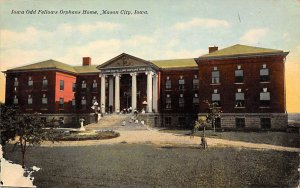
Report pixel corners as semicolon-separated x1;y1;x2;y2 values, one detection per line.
57;21;122;34
239;28;269;45
58;35;157;65
0;49;53;70
0;27;52;49
174;18;230;30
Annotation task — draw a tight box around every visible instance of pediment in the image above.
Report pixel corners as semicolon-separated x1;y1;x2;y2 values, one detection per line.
97;53;157;69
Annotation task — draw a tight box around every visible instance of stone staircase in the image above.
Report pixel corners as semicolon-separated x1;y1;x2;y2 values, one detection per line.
85;114;148;131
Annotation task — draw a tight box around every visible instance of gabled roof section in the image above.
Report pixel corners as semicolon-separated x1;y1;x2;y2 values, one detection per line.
200;44;284;59
151;58;197;69
97;53;159;70
9;59;77;73
73;65;100;74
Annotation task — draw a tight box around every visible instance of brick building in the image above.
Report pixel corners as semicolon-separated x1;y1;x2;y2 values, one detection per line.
3;44;289;130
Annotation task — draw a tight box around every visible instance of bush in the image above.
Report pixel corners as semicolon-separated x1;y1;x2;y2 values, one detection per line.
56;130;120;141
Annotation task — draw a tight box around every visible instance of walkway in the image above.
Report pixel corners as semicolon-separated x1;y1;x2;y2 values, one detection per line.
42;115;300;153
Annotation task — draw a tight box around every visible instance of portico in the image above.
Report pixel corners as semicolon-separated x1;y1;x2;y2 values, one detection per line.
97;53;159;114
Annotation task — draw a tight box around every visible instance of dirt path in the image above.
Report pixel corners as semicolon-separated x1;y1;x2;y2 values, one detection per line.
42;128;300;152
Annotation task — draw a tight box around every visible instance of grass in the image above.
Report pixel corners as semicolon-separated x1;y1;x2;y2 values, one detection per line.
5;144;299;187
161;129;300;148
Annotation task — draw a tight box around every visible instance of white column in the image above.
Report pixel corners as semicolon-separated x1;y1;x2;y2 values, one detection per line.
109;76;114;107
153;74;158;113
114;74;120;113
130;73;137;111
146;71;153;113
100;74;106;114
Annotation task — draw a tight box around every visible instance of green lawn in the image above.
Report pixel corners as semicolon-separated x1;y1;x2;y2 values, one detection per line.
5;144;299;187
161;129;300;148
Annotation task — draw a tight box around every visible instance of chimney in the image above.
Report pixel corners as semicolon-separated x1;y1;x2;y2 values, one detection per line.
82;57;91;66
209;46;218;53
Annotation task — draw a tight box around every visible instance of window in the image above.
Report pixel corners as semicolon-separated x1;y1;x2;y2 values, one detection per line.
59;117;64;125
92;80;97;89
72;99;76;106
179;76;185;90
235;89;245;107
193;75;199;89
42;94;47;104
213;117;221;128
260;88;270;106
178;117;186;127
235;66;244;83
179;94;184;108
166;77;171;89
165;117;172;126
13;95;18;104
42;77;48;90
193;93;199;105
28;95;32;105
14;77;19;87
212;67;220;84
236;118;245;129
261;118;271;129
212;89;221;107
59;98;64;108
82;80;87;89
165;94;171;109
60;80;64;90
92;96;97;105
28;76;33;86
41;117;47;123
72;83;76;92
260;64;270;82
81;96;86;109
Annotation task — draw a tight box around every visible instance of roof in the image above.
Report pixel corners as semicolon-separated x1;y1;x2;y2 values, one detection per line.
73;65;99;73
200;44;283;58
7;59;100;74
151;58;197;69
9;59;77;73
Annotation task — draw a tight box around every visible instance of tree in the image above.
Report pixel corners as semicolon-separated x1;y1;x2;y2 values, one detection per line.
191;100;222;149
0;104;58;168
192;116;208;149
205;100;222;133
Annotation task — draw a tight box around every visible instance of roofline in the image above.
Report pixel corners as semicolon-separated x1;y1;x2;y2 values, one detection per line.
97;53;160;70
4;67;78;75
196;51;289;61
159;67;198;71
